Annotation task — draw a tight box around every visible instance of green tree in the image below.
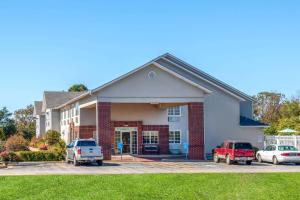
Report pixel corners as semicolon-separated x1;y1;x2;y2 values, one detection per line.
44;130;61;145
14;105;36;140
68;84;88;92
0;107;17;140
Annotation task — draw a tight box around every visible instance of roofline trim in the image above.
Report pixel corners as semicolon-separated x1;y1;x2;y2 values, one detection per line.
152;62;212;94
163;54;254;101
160;57;245;101
54;91;92;109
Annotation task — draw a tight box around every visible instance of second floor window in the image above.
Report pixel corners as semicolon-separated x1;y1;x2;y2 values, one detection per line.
168;106;181;116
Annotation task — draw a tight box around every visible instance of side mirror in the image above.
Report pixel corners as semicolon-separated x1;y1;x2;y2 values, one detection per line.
67;145;72;148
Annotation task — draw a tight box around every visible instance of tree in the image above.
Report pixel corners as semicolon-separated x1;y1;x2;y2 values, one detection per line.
0;107;16;140
0;107;11;125
14;105;36;140
253;92;286;124
44;130;61;145
68;84;88;92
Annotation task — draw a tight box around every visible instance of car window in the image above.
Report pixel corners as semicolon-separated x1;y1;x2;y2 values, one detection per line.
278;146;298;151
265;146;272;151
68;141;75;148
228;143;233;149
234;143;252;150
271;146;276;151
76;141;97;147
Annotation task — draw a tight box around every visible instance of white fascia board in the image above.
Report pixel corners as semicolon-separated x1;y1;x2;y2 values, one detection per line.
161;57;246;102
152;62;212;94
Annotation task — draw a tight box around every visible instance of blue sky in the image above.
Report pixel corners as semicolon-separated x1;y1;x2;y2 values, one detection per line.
0;1;300;112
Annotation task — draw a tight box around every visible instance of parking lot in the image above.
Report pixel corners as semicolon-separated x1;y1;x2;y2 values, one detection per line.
1;161;300;175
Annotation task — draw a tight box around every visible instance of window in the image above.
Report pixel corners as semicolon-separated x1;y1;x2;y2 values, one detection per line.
169;131;181;144
278;146;298;151
75;103;79;116
234;143;252;150
76;140;96;147
168;106;181;116
142;131;159;144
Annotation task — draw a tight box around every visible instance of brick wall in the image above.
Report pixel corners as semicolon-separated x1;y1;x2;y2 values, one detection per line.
142;125;169;154
97;102;112;160
75;125;96;139
188;102;205;160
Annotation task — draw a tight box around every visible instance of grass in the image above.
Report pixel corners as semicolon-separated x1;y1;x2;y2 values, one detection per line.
0;173;300;200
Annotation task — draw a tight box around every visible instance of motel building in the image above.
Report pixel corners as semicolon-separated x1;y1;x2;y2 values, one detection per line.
34;53;267;160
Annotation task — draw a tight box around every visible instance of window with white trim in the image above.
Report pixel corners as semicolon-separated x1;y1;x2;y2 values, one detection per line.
169;131;181;144
168;106;181;116
142;131;159;144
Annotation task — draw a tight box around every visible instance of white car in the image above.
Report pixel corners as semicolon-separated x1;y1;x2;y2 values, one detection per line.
256;145;300;165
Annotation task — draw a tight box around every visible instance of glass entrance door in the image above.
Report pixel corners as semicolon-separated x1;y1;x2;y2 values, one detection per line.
122;132;130;154
114;128;138;155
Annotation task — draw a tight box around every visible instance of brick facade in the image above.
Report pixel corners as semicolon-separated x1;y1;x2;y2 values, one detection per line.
74;125;96;139
142;125;169;154
97;102;112;160
188;102;205;160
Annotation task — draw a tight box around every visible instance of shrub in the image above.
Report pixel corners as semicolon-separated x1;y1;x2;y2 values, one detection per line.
0;142;5;153
18;151;65;162
44;130;61;145
48;139;66;153
5;135;28;152
0;151;22;162
30;137;41;148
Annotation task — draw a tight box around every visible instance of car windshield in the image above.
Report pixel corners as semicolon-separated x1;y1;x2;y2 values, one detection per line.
234;143;252;150
77;141;96;147
278;146;298;151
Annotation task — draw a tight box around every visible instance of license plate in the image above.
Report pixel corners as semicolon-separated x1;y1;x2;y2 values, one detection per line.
289;153;297;156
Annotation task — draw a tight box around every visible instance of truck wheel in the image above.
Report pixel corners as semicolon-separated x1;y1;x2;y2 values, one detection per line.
226;155;232;165
97;160;103;166
213;154;220;163
273;156;279;165
257;154;262;163
246;161;252;165
73;156;79;166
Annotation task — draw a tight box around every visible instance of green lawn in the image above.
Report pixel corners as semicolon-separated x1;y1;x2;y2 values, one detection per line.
0;173;299;200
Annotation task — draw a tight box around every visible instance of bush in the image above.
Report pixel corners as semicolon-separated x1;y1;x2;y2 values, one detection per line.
44;130;61;145
18;151;65;162
48;139;66;153
5;135;28;152
0;142;5;153
0;151;22;162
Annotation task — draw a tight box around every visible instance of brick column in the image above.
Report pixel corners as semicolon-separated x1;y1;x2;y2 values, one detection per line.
97;102;112;160
188;102;205;160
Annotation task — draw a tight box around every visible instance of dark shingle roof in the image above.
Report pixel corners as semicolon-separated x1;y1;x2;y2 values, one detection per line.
240;116;268;127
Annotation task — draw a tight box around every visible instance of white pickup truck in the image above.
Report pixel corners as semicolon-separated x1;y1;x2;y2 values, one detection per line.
66;139;103;166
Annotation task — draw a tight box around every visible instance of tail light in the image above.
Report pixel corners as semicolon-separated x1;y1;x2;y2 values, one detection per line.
297;153;300;156
281;153;290;156
77;148;81;155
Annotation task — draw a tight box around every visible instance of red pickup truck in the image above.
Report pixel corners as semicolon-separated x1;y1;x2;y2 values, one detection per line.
213;141;255;165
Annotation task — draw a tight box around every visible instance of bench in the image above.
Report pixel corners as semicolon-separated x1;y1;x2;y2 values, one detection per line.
143;145;160;154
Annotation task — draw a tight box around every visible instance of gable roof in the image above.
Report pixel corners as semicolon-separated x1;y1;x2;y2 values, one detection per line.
33;101;43;116
91;53;253;101
55;53;254;108
42;91;87;111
